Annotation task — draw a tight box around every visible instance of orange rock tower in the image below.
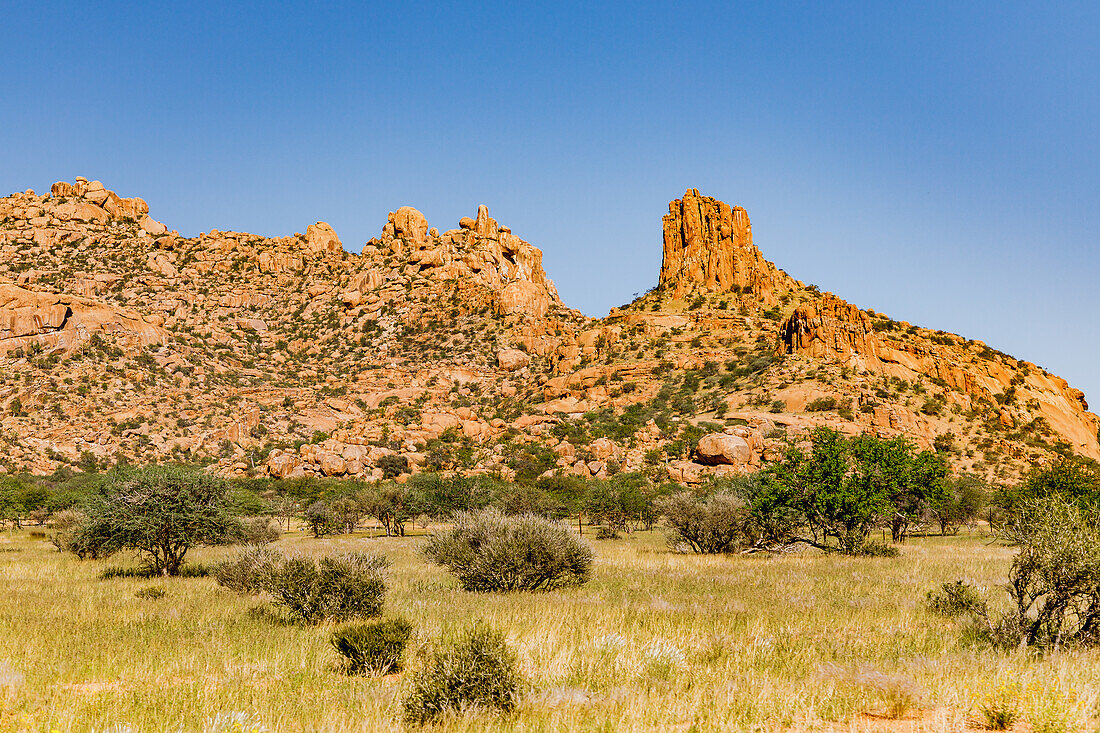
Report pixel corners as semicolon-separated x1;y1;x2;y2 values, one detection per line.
659;189;792;304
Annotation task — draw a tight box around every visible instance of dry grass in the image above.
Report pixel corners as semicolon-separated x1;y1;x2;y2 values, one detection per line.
0;527;1098;732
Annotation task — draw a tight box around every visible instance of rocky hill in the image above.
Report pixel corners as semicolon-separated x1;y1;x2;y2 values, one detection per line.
0;180;1094;484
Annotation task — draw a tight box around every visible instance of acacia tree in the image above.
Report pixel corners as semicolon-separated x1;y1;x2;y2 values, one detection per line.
0;477;24;530
358;482;427;536
847;434;948;542
931;473;986;534
772;428;889;553
76;465;243;575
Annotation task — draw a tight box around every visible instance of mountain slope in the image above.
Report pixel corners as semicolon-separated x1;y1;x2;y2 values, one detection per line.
0;180;1093;484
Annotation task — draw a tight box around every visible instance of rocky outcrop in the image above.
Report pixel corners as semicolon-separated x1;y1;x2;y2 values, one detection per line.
0;178;1097;479
390;207;430;245
372;204;562;315
496;348;531;371
0;282;167;354
778;292;1100;458
779;293;878;361
659;189;794;303
305;222;342;254
497;281;551;317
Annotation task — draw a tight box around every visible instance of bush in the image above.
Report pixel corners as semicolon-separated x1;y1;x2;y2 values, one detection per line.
212;545;279;594
854;540;900;557
658;491;753;554
933;497;1100;650
1000;496;1100;648
931;473;986;534
331;617;412;674
263;551;388;623
217;548;388;623
304;501;337;538
402;621;523;724
48;509;96;557
926;580;986;617
805;397;837;412
101;563;209;579
378;454;410;479
422;509;593;592
240;516;281;545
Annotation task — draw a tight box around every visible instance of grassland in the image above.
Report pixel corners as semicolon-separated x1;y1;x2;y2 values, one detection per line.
0;526;1097;732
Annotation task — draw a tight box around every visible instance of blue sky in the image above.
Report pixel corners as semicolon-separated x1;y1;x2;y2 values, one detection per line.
2;2;1098;403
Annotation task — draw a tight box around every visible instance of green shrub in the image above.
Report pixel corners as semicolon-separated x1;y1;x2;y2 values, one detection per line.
973;681;1022;730
331;617;412;674
216;548;388;623
854;540;900;557
101;563;208;579
926;580;987;617
805;397;837;412
423;510;593;592
378;454;409;479
304;501;337;538
999;496;1100;648
48;509;97;558
263;551;387;623
931;497;1100;650
402;621;522;724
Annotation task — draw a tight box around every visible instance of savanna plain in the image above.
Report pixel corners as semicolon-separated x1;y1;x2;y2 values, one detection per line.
1;525;1095;733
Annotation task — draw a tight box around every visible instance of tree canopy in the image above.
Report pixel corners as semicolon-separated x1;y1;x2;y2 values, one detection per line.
76;465;243;575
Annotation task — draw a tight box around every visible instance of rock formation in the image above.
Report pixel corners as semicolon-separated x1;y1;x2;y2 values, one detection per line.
0;179;1095;480
660;188;795;304
369;203;562;317
0;282;166;354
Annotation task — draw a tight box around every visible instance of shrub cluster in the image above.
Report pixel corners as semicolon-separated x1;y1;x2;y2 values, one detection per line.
331;617;412;674
929;495;1100;650
240;516;281;545
658;491;753;554
214;548;388;623
422;510;593;592
211;544;279;593
804;397;838;412
402;622;523;724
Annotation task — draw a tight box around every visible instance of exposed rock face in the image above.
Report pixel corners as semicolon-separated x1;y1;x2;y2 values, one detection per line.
0;281;167;354
371;204;562;314
496;348;531;371
778;291;1100;458
660;188;794;303
497;281;550;317
780;294;878;360
305;222;342;254
390;207;429;245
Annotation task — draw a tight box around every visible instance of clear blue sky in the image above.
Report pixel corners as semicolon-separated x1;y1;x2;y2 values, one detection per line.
2;2;1098;404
